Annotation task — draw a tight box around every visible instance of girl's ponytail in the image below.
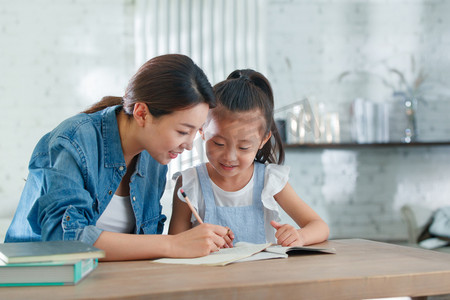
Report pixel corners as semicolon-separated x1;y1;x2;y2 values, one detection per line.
214;69;285;164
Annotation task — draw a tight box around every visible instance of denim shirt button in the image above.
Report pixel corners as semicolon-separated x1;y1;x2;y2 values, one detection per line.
108;190;112;195
132;196;136;201
66;216;70;221
119;166;124;171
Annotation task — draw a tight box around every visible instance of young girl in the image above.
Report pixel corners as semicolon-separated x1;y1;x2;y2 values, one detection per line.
5;54;230;260
169;69;329;247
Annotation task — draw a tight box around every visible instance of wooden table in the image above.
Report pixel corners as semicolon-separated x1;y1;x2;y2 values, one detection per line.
1;239;450;299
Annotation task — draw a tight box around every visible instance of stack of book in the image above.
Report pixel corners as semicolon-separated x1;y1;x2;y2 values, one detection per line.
0;240;105;286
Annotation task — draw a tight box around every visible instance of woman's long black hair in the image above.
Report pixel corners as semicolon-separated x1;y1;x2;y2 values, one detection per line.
83;54;216;115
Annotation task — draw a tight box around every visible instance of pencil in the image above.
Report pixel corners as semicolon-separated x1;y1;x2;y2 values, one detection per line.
180;188;203;224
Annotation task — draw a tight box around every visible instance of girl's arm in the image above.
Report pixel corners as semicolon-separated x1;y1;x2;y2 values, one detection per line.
169;176;195;235
168;176;234;247
273;182;329;246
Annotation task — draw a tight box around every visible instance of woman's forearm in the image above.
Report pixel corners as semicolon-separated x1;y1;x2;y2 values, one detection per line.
94;223;229;261
94;231;173;261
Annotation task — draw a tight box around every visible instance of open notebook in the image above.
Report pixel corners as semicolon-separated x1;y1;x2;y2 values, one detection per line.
153;242;336;266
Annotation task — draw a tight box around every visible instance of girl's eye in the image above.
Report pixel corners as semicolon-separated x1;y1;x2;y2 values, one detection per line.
178;131;189;136
213;141;224;146
239;147;250;151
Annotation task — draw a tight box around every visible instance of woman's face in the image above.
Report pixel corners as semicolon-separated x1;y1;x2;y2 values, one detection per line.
141;103;209;165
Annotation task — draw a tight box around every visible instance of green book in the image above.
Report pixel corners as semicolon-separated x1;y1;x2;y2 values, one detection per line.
0;240;105;264
0;258;98;286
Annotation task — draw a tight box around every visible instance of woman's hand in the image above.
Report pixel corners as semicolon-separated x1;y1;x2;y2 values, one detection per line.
169;223;229;257
270;220;305;247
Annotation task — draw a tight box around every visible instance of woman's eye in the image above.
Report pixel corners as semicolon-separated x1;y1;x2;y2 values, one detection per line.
239;147;250;150
178;131;189;136
213;141;224;146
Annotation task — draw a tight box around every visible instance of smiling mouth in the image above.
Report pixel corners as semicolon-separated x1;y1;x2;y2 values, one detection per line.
169;151;180;159
220;163;237;170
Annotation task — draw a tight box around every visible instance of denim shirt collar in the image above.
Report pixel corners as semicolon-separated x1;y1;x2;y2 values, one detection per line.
102;105;147;177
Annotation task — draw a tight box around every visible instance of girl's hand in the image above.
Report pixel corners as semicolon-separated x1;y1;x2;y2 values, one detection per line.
169;223;228;257
222;227;234;248
270;220;305;247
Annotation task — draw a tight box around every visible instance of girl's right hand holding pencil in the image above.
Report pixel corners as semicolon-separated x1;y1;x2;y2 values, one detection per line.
168;223;229;257
223;227;235;248
177;188;234;249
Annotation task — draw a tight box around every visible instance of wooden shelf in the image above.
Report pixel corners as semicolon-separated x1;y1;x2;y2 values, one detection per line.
284;141;450;149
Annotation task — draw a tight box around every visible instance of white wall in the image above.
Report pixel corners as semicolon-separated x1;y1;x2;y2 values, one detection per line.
1;0;450;242
0;0;135;241
266;0;450;240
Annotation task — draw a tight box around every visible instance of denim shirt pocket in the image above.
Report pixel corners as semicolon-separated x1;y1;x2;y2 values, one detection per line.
62;205;89;240
139;214;167;235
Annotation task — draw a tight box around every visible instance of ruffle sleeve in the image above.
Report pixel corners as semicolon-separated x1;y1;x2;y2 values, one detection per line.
261;164;290;222
172;166;203;223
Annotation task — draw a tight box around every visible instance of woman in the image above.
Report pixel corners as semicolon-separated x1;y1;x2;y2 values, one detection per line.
5;54;229;261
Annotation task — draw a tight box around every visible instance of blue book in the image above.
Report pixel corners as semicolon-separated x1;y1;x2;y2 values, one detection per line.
0;240;105;264
0;258;98;286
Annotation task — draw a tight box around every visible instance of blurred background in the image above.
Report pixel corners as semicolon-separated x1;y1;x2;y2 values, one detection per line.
1;0;450;244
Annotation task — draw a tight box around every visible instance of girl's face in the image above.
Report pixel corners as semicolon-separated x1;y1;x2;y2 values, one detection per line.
201;109;270;180
140;103;209;165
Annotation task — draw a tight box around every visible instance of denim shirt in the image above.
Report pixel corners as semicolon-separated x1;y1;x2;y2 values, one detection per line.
5;105;167;245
